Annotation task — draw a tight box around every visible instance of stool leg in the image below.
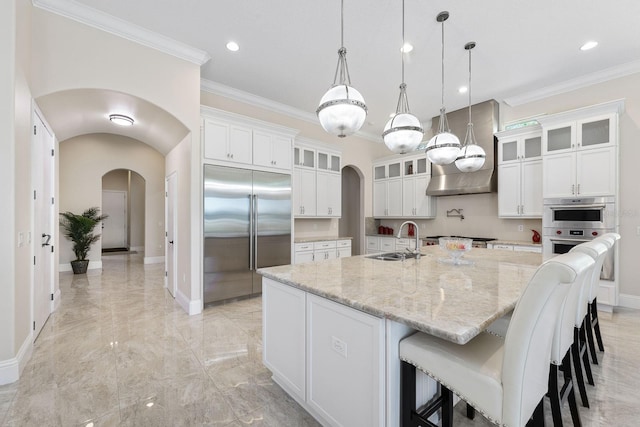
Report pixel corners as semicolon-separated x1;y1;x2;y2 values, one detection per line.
400;361;416;427
562;352;582;427
591;298;605;352
548;363;563;427
572;329;590;408
578;325;595;385
466;403;476;420
441;385;453;427
583;312;599;364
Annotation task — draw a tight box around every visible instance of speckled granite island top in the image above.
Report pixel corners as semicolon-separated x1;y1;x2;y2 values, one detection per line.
258;246;542;344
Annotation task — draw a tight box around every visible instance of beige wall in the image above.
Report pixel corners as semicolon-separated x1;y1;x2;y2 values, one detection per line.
102;169;146;250
59;134;165;266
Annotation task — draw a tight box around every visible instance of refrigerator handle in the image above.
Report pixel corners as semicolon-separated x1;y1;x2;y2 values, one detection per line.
249;194;254;271
252;194;258;270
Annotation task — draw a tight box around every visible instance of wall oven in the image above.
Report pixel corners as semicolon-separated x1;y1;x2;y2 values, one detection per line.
543;196;615;280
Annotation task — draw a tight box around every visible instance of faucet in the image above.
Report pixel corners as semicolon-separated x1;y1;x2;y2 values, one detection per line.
397;221;421;259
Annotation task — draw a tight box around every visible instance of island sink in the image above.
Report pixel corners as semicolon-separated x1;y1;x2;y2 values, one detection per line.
366;252;422;261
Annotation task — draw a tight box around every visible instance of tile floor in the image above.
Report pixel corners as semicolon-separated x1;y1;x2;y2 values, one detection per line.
1;253;638;426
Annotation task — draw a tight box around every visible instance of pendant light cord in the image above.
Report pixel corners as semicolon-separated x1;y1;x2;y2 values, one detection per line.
333;0;351;86
468;45;472;124
441;18;445;108
401;0;405;84
340;0;344;48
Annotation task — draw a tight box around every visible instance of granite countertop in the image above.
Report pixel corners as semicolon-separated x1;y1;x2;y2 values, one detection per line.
489;240;542;247
294;236;353;243
258;246;542;344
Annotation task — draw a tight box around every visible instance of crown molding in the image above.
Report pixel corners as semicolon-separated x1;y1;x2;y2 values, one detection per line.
32;0;210;65
503;59;640;107
200;78;382;143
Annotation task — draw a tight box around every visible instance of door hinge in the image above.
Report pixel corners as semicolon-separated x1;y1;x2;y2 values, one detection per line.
51;246;54;253
51;149;55;156
33;190;36;200
165;231;168;237
51;293;54;301
165;191;168;197
33;125;36;135
51;197;55;205
165;271;168;277
33;256;36;265
33;321;36;331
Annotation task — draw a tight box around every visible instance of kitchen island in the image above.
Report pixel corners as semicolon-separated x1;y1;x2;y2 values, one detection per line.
258;246;542;427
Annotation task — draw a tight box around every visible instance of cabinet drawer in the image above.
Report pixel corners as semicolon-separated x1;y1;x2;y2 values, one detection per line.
513;245;542;253
396;238;411;248
295;243;314;252
379;237;396;252
337;239;351;248
314;241;337;250
366;237;379;250
491;244;514;250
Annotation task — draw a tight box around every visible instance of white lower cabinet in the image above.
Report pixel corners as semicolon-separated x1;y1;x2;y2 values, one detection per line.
294;240;351;264
262;277;385;427
307;294;385;427
263;279;306;401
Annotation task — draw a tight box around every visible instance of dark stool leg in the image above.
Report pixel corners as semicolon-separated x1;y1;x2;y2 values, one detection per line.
400;361;417;427
562;352;582;427
591;298;605;352
466;403;476;420
441;385;453;427
526;398;545;427
572;329;590;408
583;312;599;364
548;363;563;426
578;325;595;385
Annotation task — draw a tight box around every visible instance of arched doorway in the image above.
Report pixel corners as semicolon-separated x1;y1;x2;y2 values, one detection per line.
339;165;364;255
101;169;146;253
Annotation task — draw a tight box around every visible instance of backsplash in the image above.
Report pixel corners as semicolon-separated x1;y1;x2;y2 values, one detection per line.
294;218;339;238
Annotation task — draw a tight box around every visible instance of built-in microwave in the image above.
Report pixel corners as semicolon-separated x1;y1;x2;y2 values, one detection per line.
543;196;615;229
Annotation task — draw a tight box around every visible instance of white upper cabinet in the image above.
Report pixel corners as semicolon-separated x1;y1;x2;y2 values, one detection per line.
373;153;435;219
538;101;623;198
496;126;543;218
293;139;342;218
201;106;297;172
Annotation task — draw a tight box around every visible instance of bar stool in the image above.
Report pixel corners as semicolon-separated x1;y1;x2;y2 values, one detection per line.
570;241;609;367
399;252;594;427
590;233;621;353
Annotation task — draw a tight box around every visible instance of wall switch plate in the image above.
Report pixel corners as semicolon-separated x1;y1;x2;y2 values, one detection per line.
331;336;347;358
518;224;524;232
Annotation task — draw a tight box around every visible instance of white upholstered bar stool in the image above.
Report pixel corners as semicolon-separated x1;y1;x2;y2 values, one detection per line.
399;252;594;427
590;232;621;353
570;240;609;368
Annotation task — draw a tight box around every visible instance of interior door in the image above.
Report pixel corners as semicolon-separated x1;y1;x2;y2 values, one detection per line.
32;109;55;339
166;173;178;297
102;190;127;249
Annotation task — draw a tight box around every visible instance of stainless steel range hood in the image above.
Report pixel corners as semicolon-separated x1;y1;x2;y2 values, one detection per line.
426;99;499;196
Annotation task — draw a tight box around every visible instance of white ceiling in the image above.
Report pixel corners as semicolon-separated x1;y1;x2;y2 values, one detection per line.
37;0;640;146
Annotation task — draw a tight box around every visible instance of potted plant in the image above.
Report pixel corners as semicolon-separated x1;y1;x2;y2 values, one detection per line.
59;207;108;274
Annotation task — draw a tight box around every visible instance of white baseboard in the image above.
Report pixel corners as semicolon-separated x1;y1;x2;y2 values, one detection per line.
618;293;640;310
52;288;61;311
0;332;33;385
175;289;202;316
144;256;165;265
58;260;102;272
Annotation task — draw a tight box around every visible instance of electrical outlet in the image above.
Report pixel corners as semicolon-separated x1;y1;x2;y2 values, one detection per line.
518;224;524;232
331;336;347;358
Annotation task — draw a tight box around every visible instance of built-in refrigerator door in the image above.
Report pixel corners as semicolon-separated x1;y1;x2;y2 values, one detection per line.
252;170;292;294
203;165;253;304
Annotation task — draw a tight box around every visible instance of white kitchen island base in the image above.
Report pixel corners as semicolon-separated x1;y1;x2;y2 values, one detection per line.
263;277;438;427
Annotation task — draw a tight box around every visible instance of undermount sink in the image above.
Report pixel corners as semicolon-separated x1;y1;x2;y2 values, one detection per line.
367;252;421;261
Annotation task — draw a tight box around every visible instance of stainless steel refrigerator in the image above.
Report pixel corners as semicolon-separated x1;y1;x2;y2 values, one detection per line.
203;165;291;304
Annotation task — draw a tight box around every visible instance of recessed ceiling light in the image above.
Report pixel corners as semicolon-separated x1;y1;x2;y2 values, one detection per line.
226;41;239;52
458;86;468;94
401;43;413;53
109;114;134;126
580;41;598;51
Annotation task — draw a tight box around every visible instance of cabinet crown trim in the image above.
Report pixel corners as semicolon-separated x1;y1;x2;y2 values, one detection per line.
536;99;625;126
200;105;299;137
495;124;542;140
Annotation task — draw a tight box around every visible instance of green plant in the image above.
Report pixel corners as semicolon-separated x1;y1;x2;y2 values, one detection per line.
59;207;108;261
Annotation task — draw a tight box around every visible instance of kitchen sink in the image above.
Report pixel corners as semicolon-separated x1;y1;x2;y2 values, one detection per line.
366;252;422;261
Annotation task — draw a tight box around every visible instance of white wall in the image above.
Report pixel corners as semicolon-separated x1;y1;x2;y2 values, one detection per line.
129;172;145;250
59;134;165;267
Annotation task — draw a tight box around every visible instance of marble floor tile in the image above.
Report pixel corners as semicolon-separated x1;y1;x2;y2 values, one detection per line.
1;252;639;426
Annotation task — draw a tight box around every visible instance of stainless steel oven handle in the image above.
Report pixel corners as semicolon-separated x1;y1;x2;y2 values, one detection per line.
549;238;591;244
548;204;606;210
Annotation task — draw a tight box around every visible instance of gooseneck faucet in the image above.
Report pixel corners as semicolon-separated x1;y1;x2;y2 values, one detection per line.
397;221;421;259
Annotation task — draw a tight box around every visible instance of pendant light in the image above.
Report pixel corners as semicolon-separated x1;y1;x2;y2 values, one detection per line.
425;11;460;165
382;0;424;154
317;0;367;138
455;42;486;172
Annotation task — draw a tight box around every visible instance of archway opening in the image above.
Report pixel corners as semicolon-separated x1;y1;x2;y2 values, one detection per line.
339;165;364;255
